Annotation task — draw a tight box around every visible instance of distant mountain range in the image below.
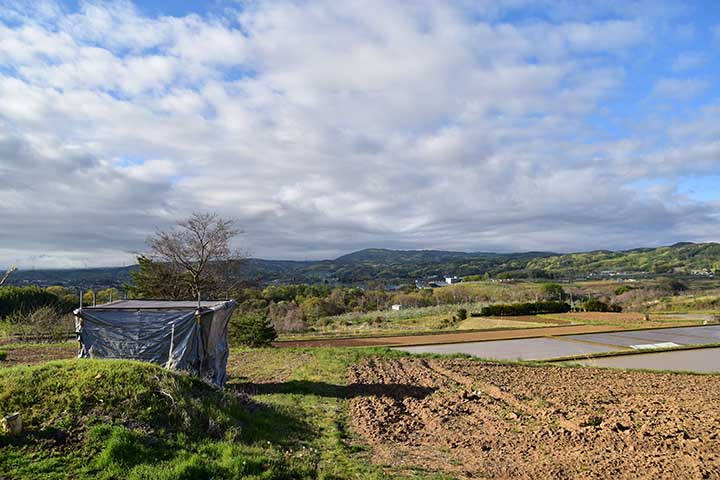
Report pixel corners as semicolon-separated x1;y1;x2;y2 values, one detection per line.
5;242;720;289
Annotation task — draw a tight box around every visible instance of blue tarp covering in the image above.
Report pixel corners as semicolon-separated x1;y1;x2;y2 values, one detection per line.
75;300;236;386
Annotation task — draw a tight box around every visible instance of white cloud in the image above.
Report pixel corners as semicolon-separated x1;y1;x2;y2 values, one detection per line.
672;52;707;71
0;0;718;267
652;77;709;100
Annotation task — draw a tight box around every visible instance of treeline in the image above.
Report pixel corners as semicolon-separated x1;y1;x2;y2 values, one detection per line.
128;257;575;334
478;300;571;316
233;285;429;332
0;286;75;318
0;285;122;319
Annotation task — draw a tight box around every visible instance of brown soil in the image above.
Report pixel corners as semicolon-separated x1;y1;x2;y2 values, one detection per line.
0;343;77;367
276;324;624;348
348;357;720;479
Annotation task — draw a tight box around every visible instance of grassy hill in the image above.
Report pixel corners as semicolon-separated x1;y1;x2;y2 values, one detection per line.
0;348;427;479
0;359;317;479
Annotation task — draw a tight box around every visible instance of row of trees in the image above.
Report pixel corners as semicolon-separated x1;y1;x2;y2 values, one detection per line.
479;300;571;316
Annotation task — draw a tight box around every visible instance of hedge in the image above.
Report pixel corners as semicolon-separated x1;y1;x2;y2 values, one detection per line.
478;300;571;316
582;298;622;312
0;286;76;318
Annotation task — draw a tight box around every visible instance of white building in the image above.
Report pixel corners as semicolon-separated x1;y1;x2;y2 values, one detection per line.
391;304;402;311
445;276;460;284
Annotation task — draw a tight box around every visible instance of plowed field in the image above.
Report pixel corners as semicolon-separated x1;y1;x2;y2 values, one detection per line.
348;357;720;479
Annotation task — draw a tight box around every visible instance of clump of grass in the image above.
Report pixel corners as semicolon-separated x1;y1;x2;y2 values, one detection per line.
88;425;158;471
0;350;6;361
127;441;318;480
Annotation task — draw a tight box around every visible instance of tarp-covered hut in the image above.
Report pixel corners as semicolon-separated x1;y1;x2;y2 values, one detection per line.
74;300;237;386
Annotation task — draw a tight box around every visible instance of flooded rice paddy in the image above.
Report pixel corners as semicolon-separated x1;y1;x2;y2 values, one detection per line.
396;324;720;372
576;347;720;373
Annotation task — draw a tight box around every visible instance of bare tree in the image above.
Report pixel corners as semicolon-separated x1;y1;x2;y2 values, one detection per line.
0;265;17;287
146;212;243;305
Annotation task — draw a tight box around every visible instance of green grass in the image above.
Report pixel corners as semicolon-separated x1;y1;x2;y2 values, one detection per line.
0;347;445;479
228;347;419;479
0;359;324;479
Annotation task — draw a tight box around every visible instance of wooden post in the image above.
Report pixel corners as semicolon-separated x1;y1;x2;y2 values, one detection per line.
2;413;22;435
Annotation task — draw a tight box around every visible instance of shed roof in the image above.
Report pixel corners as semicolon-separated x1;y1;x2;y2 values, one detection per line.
77;299;236;312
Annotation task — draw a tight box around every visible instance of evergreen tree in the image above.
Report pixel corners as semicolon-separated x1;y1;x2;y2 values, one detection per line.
126;256;194;299
228;312;277;347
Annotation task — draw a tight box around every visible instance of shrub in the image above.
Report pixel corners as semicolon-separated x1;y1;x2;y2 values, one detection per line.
581;298;622;312
228;313;278;347
479;300;571;316
457;308;468;320
656;278;688;295
613;285;634;296
0;286;76;318
4;306;75;342
438;317;460;329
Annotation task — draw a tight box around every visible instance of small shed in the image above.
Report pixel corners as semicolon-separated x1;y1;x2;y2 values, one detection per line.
74;300;237;386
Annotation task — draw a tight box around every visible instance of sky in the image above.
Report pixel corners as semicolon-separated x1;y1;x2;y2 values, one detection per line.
0;0;719;268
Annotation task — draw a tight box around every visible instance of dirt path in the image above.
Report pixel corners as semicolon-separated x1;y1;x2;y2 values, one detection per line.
348;357;720;479
276;324;626;348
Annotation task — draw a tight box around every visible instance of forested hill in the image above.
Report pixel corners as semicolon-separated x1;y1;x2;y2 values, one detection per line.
5;265;138;290
334;248;549;264
525;242;720;276
4;242;720;289
280;248;554;283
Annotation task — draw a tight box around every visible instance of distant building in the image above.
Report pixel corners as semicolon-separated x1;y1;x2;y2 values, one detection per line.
445;276;460;284
391;304;402;311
